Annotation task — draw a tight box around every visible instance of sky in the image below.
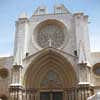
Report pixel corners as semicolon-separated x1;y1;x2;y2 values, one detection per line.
0;0;100;56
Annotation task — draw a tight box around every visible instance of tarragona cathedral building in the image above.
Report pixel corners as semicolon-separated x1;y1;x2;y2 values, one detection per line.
0;4;100;100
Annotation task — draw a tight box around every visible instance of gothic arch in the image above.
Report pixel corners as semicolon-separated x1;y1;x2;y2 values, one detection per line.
34;19;67;31
24;48;77;89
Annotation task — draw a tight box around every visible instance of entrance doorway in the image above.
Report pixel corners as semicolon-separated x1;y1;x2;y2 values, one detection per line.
40;92;63;100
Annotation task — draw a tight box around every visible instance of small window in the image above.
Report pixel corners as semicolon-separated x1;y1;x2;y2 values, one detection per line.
74;50;77;56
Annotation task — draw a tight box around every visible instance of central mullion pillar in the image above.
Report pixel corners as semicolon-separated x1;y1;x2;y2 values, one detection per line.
50;92;53;100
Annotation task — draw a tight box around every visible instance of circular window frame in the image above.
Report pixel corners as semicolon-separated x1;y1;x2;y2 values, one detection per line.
0;68;9;79
32;19;69;50
93;63;100;77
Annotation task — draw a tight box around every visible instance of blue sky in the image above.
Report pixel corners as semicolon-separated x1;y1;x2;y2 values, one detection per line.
0;0;100;56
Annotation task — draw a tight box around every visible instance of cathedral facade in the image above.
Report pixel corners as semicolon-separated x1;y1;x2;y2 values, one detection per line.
0;4;100;100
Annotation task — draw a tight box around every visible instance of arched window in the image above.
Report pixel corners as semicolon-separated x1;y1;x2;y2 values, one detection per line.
93;63;100;76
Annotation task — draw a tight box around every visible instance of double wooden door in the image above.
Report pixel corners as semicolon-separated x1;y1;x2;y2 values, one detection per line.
40;92;63;100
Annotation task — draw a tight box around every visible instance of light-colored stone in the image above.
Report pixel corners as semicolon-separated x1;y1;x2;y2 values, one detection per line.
0;4;100;99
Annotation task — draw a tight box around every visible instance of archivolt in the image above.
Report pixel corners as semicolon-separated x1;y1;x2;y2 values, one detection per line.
24;48;77;89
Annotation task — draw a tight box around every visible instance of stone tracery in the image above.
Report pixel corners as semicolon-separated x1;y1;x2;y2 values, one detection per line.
40;70;63;89
37;24;65;48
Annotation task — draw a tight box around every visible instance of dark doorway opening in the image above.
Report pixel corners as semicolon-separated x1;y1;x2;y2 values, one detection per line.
40;92;63;100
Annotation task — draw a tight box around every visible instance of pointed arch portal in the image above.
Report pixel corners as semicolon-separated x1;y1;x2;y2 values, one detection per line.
24;48;77;90
24;48;78;100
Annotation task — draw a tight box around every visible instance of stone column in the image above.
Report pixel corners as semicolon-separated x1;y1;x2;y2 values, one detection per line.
11;65;23;85
77;84;94;100
9;65;23;100
78;63;92;84
9;85;23;100
24;19;29;57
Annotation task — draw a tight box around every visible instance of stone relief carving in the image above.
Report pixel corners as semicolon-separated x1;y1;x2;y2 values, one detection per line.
37;24;65;48
40;71;62;88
